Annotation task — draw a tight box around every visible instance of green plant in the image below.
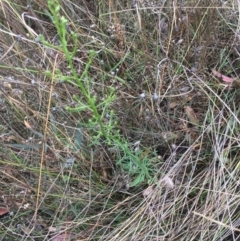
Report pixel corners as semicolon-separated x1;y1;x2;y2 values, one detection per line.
38;0;157;187
39;0;107;138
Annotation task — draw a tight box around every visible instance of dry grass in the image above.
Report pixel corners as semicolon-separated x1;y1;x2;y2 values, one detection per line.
0;0;240;240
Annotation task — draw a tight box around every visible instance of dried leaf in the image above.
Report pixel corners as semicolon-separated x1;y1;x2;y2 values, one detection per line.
0;207;8;216
169;102;178;109
23;119;44;139
24;119;32;129
185;106;199;125
212;69;233;83
143;185;154;197
3;82;12;89
51;232;72;241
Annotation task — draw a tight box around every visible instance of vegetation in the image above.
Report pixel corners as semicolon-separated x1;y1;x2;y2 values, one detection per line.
0;0;240;240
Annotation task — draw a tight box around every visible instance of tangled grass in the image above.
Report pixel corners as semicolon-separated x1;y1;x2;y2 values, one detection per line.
0;0;240;240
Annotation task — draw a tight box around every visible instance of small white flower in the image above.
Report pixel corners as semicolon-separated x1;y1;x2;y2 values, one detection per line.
90;24;96;29
16;34;22;41
153;93;158;100
35;36;40;43
52;92;58;98
16;224;22;230
171;144;177;150
110;71;115;76
63;157;75;169
140;93;145;98
191;67;197;72
23;203;30;209
176;39;184;45
133;140;140;146
134;146;140;152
